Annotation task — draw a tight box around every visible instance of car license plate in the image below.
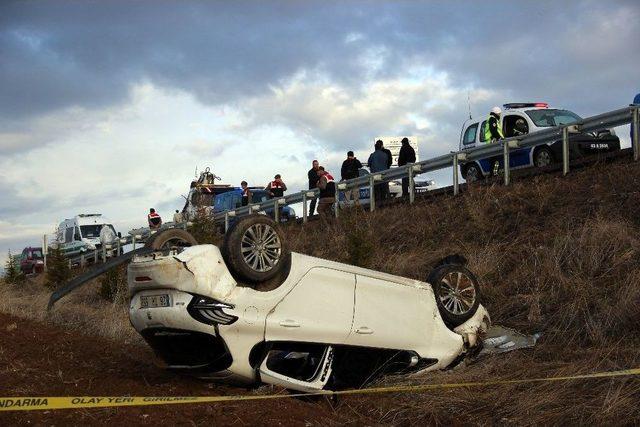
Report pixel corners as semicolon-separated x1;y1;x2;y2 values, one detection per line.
140;294;170;309
590;143;609;150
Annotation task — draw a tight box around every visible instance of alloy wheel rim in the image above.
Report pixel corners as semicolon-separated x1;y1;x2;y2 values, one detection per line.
536;151;551;167
240;223;282;272
467;167;479;182
437;271;476;316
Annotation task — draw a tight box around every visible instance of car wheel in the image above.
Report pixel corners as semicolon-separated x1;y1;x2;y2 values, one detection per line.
464;163;482;182
223;214;289;283
427;264;480;327
533;146;554;168
146;229;198;250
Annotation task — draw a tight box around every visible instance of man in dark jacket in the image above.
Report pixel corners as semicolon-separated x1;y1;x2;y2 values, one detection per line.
307;160;320;216
340;151;362;205
368;140;389;204
397;137;416;197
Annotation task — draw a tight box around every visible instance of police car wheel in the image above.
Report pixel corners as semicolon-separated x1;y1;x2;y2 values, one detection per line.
534;147;554;168
146;229;198;250
464;164;482;182
223;214;289;283
427;264;480;328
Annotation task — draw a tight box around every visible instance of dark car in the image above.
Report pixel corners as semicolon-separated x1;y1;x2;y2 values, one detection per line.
20;247;45;275
214;189;296;224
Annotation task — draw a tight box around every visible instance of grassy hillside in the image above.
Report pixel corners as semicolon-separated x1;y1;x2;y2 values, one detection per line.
2;157;639;425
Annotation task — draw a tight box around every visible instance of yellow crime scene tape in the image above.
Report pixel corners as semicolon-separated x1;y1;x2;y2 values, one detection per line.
1;367;639;412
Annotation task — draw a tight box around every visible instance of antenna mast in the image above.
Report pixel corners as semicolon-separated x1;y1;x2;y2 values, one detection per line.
467;91;472;120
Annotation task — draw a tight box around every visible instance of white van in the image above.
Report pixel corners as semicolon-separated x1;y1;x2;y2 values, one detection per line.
57;214;117;250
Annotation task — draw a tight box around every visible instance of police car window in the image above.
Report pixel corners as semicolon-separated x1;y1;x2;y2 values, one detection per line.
526;109;581;127
479;121;488;142
463;124;478;145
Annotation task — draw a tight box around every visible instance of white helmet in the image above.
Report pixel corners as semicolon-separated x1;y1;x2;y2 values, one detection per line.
491;106;502;115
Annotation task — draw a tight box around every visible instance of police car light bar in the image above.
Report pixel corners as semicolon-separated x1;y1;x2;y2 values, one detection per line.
503;102;548;109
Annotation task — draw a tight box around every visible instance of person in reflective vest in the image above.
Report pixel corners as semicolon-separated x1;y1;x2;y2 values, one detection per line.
241;181;252;206
148;208;162;229
485;106;504;143
485;106;504;174
265;174;287;198
317;166;336;223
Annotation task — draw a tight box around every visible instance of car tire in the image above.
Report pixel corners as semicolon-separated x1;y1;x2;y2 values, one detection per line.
223;214;289;283
463;163;482;182
146;229;198;250
427;264;480;327
533;146;554;168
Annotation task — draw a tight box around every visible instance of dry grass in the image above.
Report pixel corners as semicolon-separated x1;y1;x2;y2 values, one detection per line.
0;274;142;345
1;159;640;424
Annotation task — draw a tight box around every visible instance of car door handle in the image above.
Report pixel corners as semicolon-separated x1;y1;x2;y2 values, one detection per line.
279;319;300;328
355;327;374;335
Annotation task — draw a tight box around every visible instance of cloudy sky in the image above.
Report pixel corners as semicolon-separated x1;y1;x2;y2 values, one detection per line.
1;0;638;266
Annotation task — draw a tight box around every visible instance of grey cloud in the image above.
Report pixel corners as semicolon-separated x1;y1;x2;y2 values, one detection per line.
1;0;637;129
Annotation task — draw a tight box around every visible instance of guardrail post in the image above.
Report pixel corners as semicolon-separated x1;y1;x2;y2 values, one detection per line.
42;234;47;272
503;142;510;186
369;174;376;211
408;165;415;204
68;259;72;269
224;212;230;233
116;239;121;256
80;254;86;268
633;107;639;161
302;192;308;223
562;127;570;176
94;249;98;263
452;153;460;196
274;199;280;223
102;245;107;263
132;235;136;251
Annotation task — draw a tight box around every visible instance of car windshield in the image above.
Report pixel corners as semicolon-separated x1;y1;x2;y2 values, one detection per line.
80;225;113;238
251;190;270;203
30;249;43;259
526;109;582;127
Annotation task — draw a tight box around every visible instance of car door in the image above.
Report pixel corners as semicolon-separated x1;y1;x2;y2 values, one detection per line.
345;274;431;350
503;114;532;168
264;267;356;344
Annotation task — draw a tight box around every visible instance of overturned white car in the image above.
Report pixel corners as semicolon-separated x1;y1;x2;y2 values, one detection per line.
127;215;490;392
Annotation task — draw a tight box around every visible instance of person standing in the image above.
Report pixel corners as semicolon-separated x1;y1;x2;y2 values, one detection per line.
368;140;389;205
265;174;287;220
340;151;362;206
173;210;183;223
99;224;117;257
316;166;336;223
485;106;504;175
307;160;320;216
148;208;162;229
265;174;287;198
397;137;416;197
240;181;252;206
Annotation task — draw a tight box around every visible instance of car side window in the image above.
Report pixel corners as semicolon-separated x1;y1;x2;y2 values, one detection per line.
463;124;478;145
479;121;488;142
74;227;82;241
503;114;529;137
65;227;73;242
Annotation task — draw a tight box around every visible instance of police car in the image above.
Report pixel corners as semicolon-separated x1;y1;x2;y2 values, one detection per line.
458;103;621;181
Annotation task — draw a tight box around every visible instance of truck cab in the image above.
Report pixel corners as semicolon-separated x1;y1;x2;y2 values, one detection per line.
459;103;620;181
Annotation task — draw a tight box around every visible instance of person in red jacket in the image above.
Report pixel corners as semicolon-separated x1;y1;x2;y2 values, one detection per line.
148;208;162;229
316;166;336;223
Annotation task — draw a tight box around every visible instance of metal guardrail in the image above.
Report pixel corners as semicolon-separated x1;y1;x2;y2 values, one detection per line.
63;222;190;268
211;105;640;229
